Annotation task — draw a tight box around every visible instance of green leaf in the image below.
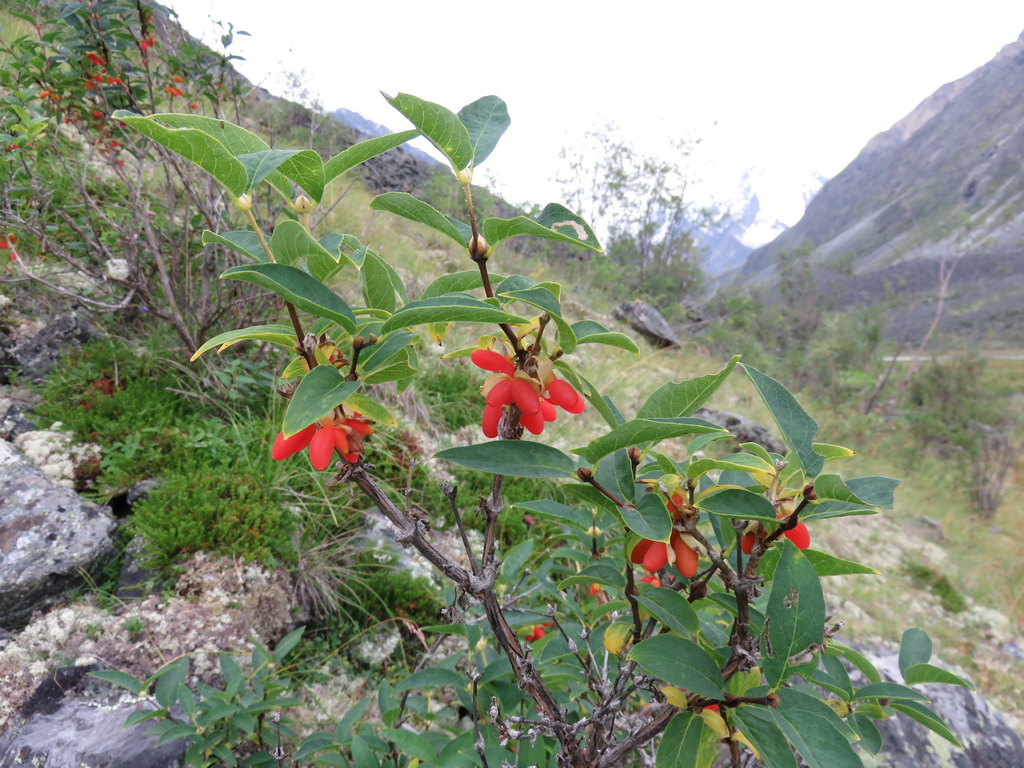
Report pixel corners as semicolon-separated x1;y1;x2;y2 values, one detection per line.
421;270;492;300
814;443;857;462
359;330;417;373
687;452;774;480
190;325;299;360
379;729;436;762
496;280;577;353
729;706;799;768
435;440;576;478
283;366;360;436
360;249;405;314
634;586;700;636
622;492;672;542
512;499;590;529
845;476;900;509
482;204;601;252
850;712;883;755
270;219;341;268
629;635;724;698
697;487;778;523
758;547;879;579
890;701;963;747
351;734;381;768
458;95;510;166
903;663;975;690
502;539;534;581
236;149;322;199
572;418;726;464
203;230;267;262
826;643;881;685
89;670;143;695
220;263;356;333
343;392;398;428
852;682;928;702
656;712;718;768
570;320;640;355
361;349;416;385
558;562;626;591
112;111;249;197
324;130;419;184
637;356;740;419
394;667;466;692
153;656;188;709
273;627;304;662
380;294;527;334
773;688;863;768
369;191;470;247
384;92;474;172
898;627;932;676
742;364;824;478
762;542;826;687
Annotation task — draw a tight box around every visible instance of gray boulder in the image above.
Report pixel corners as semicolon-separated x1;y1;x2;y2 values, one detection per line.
857;649;1024;767
0;682;186;768
0;440;116;628
612;301;680;347
0;311;96;383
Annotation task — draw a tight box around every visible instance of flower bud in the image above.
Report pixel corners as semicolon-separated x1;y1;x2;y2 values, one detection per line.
234;193;252;211
456;165;473;185
469;233;490;260
585;525;603;538
576;467;593;482
292;194;315;213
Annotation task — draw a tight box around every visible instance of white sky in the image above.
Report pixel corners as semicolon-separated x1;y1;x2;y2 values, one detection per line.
168;0;1023;220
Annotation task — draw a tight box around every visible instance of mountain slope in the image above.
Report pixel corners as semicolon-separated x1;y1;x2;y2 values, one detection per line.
737;29;1024;330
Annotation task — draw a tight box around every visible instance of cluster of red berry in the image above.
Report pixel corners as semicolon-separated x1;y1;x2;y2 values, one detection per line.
523;622;552;642
0;234;18;261
272;411;374;470
471;347;585;437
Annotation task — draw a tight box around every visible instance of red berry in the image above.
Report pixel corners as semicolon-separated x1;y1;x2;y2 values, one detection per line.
511;378;541;415
271;424;316;460
671;532;699;579
639;573;661;587
471;348;513;375
704;704;720;713
539;398;557;423
545;378;583;412
520;408;545;435
333;427;350;455
741;534;755;555
784;521;811;549
630;538;653;565
481;403;502;438
642;541;669;572
309;427;337;470
486;377;514;407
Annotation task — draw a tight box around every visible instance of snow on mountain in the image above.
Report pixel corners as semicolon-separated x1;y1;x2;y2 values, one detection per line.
700;169;827;276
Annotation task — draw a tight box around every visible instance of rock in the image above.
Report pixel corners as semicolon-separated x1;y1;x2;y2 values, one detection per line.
0;692;186;768
0;401;37;442
0;440;116;628
116;535;157;599
612;301;680;347
0;311;96;383
693;407;787;455
853;649;1024;767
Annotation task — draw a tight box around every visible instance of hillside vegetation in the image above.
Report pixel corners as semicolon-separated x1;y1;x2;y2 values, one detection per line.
1;3;1022;765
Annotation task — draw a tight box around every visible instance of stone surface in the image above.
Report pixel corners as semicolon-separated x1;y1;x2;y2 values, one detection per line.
612;301;680;347
0;440;116;628
857;649;1024;767
694;406;787;456
0;311;96;383
0;692;186;768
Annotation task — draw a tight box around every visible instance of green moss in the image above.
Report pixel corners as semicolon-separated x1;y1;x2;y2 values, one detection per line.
904;563;967;614
130;461;294;570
